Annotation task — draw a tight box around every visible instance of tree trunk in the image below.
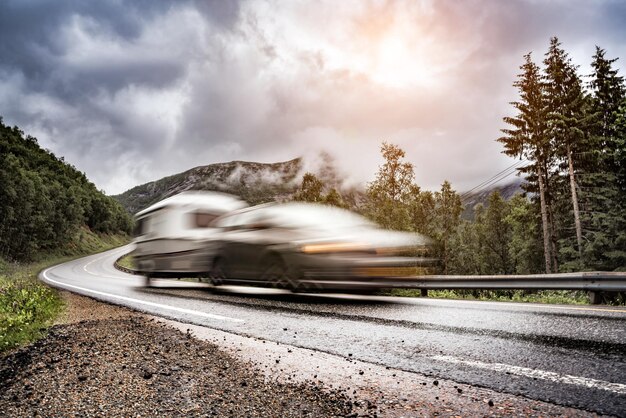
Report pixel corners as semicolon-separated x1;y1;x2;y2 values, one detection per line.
549;205;559;273
567;144;583;263
537;165;553;273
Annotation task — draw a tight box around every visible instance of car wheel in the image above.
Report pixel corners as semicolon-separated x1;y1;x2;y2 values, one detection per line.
209;258;227;286
262;256;298;291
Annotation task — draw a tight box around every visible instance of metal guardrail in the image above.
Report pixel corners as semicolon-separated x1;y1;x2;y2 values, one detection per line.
398;272;626;292
114;251;624;304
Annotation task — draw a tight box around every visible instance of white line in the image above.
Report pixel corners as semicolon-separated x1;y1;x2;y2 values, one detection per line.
82;248;132;280
432;355;626;395
41;267;244;324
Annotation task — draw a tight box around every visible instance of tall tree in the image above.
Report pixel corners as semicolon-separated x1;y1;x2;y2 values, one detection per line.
583;46;626;270
589;46;626;177
498;53;556;273
543;37;586;265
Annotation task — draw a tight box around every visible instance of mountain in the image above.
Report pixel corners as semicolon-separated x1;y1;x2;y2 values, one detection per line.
113;158;305;214
114;156;526;218
460;177;525;220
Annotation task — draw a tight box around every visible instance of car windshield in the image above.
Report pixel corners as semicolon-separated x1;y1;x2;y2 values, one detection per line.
263;204;375;230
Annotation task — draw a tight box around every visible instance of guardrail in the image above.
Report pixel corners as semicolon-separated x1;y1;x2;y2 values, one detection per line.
400;272;626;304
399;272;626;292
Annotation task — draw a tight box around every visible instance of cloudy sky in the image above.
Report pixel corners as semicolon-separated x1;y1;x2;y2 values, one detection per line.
1;0;625;195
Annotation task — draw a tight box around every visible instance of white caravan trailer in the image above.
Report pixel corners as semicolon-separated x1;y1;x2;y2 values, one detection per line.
133;191;246;282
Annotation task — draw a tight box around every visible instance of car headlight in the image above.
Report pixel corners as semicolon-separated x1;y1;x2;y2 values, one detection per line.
300;242;369;254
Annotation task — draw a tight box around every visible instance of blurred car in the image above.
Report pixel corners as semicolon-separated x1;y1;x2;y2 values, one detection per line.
133;191;247;284
208;202;437;292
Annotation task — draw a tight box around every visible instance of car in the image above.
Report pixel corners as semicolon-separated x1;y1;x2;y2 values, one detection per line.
208;202;437;292
133;191;247;284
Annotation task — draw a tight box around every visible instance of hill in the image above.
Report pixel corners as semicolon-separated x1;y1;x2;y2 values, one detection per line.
0;117;132;261
461;177;525;219
113;158;305;214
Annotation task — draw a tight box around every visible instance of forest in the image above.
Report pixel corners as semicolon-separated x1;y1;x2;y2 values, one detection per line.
0;118;133;262
294;37;626;275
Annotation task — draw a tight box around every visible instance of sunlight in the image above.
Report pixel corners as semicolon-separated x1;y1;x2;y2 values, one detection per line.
370;33;432;88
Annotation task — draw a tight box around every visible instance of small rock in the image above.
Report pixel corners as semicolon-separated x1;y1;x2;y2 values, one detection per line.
433;380;439;386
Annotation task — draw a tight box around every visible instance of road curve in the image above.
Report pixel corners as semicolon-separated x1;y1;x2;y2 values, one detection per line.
40;246;626;416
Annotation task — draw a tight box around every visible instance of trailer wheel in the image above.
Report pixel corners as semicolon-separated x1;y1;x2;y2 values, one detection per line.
209;258;227;286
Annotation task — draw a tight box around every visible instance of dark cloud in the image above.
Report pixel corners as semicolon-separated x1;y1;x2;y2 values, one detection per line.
0;0;625;194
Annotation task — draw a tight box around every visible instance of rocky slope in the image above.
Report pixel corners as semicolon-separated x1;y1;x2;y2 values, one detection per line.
114;158;304;214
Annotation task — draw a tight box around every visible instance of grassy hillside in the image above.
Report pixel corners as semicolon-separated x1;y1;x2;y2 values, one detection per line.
0;230;129;353
0;116;134;352
0;117;133;262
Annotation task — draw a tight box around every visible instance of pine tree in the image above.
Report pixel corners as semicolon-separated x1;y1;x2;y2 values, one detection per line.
543;37;587;266
584;47;626;270
498;53;556;273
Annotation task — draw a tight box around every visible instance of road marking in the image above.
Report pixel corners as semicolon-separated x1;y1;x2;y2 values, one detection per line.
432;355;626;395
41;267;244;324
82;249;132;280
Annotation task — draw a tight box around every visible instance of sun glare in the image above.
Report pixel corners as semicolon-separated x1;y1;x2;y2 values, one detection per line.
323;23;435;89
370;34;431;88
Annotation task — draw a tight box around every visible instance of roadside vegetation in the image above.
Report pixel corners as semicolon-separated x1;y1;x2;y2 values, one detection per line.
387;289;591;305
0;118;132;262
0;231;129;353
115;252;136;271
0;117;134;353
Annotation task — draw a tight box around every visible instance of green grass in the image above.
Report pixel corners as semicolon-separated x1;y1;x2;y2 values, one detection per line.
0;228;130;353
386;288;591;305
116;252;136;270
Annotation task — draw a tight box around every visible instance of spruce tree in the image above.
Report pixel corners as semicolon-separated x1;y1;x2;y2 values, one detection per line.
585;47;626;270
498;53;556;273
543;37;586;266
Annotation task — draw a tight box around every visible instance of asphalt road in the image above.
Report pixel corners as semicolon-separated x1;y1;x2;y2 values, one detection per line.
40;246;626;416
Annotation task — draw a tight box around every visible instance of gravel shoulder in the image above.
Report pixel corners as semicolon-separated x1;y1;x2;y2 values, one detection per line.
0;291;603;417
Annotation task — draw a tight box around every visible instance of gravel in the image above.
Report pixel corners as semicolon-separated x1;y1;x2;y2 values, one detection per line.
0;293;354;417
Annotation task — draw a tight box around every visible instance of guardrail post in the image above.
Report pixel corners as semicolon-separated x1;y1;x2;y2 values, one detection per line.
421;289;428;297
588;291;601;305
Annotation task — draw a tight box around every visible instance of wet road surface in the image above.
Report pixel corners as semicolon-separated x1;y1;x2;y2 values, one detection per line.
41;246;626;416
